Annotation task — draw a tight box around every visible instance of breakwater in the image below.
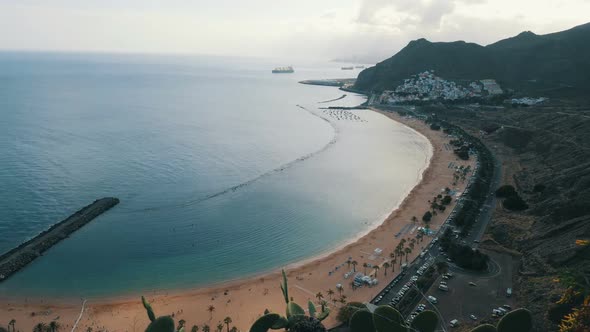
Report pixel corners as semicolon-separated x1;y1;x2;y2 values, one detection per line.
0;197;119;282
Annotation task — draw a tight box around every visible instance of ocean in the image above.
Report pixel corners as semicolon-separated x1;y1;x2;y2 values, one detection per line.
0;53;431;297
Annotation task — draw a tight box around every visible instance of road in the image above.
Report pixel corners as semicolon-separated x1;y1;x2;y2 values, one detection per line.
369;120;502;321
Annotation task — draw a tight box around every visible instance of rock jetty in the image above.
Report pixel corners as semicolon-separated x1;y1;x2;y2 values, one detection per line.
0;197;120;282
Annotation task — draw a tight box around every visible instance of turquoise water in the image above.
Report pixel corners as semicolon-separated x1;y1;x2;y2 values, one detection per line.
0;53;431;298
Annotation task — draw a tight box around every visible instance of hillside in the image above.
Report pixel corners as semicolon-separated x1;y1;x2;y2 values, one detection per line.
422;102;590;330
355;22;590;93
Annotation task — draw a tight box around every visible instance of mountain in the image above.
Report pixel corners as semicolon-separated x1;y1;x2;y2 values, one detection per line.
354;22;590;93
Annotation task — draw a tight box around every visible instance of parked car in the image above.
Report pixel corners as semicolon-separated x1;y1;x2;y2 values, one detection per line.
470;314;477;321
469;282;477;286
427;296;438;304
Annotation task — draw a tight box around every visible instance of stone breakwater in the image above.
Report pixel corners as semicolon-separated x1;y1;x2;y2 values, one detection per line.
0;197;120;282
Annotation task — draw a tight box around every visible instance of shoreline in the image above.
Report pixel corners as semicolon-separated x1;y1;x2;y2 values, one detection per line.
0;109;473;331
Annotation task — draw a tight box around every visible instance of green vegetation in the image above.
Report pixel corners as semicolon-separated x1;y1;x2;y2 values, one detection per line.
440;228;489;270
422;211;432;222
495;185;517;198
249;270;329;332
495;184;528;211
142;296;176;332
348;305;437;332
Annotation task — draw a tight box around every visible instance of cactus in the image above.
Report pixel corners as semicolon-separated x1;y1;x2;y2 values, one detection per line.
470;324;497;332
142;296;156;322
308;301;316;318
350;309;375;332
410;310;438;332
249;270;329;332
141;296;175;332
373;305;407;332
250;314;282;332
280;270;289;304
146;317;175;332
496;308;532;332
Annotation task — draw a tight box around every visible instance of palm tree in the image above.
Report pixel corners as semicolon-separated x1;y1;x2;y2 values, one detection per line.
8;320;15;332
86;327;93;332
391;258;396;272
351;260;358;272
33;323;47;332
207;305;215;320
404;247;411;262
362;262;368;275
372;265;380;276
49;321;60;332
202;324;210;332
326;289;334;300
383;262;390;276
191;325;199;332
230;327;238;332
331;298;337;306
216;323;224;332
346;259;351;270
315;292;323;302
223;317;232;332
336;284;344;296
338;296;347;304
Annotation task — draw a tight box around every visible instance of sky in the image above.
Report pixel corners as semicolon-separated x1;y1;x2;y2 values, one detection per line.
1;0;589;62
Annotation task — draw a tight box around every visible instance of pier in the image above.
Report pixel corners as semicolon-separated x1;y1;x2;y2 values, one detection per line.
0;197;120;282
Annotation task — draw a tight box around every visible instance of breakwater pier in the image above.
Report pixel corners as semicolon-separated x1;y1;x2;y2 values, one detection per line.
0;197;119;282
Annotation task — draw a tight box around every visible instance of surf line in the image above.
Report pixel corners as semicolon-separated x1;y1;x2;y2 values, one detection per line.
119;104;340;214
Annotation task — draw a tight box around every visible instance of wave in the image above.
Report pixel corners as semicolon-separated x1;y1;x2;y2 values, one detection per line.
118;105;339;214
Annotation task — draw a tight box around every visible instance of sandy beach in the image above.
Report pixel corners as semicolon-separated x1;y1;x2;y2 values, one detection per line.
0;109;474;332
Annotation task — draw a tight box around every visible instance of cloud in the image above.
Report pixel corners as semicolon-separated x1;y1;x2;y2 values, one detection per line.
357;0;461;31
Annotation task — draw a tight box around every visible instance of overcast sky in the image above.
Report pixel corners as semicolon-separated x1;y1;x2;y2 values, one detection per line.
1;0;589;61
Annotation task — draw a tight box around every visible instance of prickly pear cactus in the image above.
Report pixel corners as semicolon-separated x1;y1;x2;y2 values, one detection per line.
410;310;438;332
350;309;375;332
496;308;532;332
470;324;497;332
373;305;407;332
141;296;175;332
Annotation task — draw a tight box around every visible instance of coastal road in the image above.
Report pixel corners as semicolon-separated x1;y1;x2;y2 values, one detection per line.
468;152;502;247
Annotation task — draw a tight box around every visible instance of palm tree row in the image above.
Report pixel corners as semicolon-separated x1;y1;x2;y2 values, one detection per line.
31;321;60;332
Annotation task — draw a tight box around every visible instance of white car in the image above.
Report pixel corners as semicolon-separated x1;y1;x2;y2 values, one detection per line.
470;314;477;321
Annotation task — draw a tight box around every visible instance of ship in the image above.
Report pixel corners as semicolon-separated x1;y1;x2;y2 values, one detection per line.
355;65;365;69
341;66;354;70
272;66;294;73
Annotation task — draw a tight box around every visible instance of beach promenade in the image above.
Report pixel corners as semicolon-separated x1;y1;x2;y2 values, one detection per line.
0;111;473;332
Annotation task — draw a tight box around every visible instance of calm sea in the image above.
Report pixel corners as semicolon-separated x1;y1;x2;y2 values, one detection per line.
0;53;431;298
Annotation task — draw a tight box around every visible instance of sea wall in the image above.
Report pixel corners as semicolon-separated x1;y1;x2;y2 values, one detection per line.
0;197;119;282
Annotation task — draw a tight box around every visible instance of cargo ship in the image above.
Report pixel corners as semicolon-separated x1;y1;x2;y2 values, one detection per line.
341;66;354;70
355;65;365;69
272;66;294;73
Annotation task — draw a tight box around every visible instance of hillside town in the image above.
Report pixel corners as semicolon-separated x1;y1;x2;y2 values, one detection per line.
378;71;504;104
